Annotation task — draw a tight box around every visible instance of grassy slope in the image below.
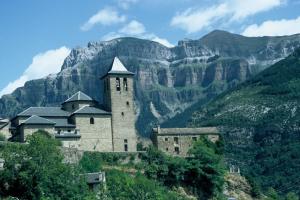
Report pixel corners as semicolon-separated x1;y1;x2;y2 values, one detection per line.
189;48;300;194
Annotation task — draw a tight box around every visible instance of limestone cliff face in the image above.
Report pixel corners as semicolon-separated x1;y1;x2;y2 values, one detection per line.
1;30;300;136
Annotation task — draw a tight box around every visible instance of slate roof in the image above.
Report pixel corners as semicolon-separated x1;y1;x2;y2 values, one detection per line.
63;91;93;104
72;106;110;115
22;115;56;125
50;118;76;128
102;57;134;79
154;127;219;135
85;172;105;184
17;107;70;117
55;133;81;138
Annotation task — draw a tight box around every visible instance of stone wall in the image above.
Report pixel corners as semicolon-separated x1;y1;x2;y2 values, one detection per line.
0;123;11;140
21;125;55;142
74;115;113;152
106;75;137;152
156;134;219;157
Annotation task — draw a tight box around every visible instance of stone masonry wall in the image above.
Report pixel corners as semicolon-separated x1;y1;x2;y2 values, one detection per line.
157;134;219;157
74;115;113;152
107;75;137;152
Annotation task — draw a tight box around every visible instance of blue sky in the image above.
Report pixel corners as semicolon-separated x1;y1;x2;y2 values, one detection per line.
0;0;300;96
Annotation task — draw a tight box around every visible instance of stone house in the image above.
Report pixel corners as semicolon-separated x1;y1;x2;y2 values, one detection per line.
0;118;10;140
5;57;137;152
153;126;219;157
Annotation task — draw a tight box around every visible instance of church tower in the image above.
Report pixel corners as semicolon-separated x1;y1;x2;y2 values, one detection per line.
102;57;136;152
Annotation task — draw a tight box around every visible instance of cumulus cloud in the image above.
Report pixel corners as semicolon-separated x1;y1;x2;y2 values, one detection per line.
171;0;284;33
81;7;126;31
101;20;174;47
242;16;300;36
0;47;70;97
117;0;139;9
119;20;145;35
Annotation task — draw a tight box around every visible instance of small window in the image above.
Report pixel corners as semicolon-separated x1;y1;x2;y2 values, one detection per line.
68;130;71;132
164;137;168;141
174;137;179;144
123;78;128;91
106;79;110;91
166;148;169;151
175;147;180;154
192;137;197;141
124;139;128;143
121;112;124;116
90;117;95;124
72;104;75;109
124;144;128;152
116;77;120;91
126;101;130;106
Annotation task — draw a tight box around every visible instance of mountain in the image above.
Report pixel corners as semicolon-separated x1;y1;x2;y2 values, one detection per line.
189;48;300;194
1;30;300;136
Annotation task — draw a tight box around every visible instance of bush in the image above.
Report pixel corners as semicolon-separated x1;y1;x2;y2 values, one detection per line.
142;138;226;199
0;131;92;199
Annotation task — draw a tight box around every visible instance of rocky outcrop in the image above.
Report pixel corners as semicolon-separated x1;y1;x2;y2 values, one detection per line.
1;30;300;136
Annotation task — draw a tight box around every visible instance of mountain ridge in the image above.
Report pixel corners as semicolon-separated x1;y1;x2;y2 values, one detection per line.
188;47;300;194
1;30;300;136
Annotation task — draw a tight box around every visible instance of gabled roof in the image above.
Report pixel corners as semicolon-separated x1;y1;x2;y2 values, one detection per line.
85;172;105;184
154;127;219;135
101;57;134;79
22;115;56;125
17;107;70;117
72;106;111;116
63;91;93;104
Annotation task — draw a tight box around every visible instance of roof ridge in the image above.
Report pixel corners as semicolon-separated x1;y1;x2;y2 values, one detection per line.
73;105;89;114
23;115;56;124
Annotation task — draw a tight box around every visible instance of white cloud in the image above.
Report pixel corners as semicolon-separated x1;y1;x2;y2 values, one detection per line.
143;34;175;48
119;20;145;35
81;7;126;31
117;0;139;9
171;0;285;33
242;16;300;36
0;47;70;97
101;20;174;47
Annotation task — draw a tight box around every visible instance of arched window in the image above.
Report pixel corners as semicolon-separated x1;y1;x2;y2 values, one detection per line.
123;78;128;91
90;117;95;124
116;77;120;91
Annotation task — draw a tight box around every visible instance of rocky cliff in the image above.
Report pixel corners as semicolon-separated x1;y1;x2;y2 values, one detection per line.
1;30;300;136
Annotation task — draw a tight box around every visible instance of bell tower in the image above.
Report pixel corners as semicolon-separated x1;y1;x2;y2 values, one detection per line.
102;57;136;152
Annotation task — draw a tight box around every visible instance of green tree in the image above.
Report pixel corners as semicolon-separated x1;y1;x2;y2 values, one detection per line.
0;133;5;141
286;192;299;200
0;131;91;199
265;188;281;200
185;137;226;199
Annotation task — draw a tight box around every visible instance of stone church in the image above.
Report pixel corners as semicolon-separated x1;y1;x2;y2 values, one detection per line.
4;57;137;152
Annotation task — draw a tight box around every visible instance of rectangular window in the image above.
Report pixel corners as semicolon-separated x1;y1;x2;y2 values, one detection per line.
166;147;169;151
192;137;197;141
124;139;128;143
174;137;179;144
123;78;128;91
116;77;120;91
124;144;128;152
165;137;168;141
175;147;180;154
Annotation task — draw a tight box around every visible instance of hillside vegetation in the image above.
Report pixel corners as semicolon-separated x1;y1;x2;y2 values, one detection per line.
189;48;300;195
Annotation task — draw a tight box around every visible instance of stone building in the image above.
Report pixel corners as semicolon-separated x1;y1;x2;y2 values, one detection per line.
0;118;10;140
153;126;219;157
4;57;137;152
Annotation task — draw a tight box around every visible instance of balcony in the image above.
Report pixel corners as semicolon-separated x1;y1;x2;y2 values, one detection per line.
55;129;81;139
